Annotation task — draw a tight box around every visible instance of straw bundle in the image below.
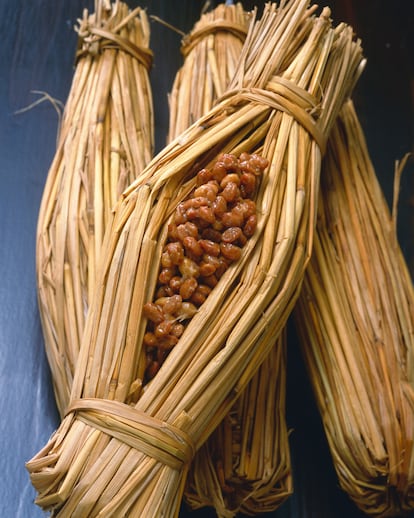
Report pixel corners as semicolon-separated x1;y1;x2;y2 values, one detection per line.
26;2;364;515
167;2;249;143
185;332;290;516
295;99;414;516
36;0;153;416
167;4;291;515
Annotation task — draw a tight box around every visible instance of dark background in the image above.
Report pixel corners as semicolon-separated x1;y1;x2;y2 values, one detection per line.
0;1;413;516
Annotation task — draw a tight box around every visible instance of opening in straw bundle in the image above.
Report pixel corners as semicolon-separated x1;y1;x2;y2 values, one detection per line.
167;4;292;515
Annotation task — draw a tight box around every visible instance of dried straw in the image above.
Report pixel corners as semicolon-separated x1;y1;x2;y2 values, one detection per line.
167;2;249;144
295;99;414;517
185;332;291;517
36;0;153;416
167;4;291;515
27;2;364;516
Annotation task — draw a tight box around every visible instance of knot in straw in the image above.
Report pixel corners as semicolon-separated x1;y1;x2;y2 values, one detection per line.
66;398;195;470
223;76;327;155
181;20;248;57
76;26;153;70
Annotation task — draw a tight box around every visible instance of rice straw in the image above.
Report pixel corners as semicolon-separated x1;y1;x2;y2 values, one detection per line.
27;2;364;515
167;4;291;515
295;99;414;517
36;0;153;416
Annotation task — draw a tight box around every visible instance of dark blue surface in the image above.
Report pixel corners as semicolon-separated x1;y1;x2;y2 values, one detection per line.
0;1;412;517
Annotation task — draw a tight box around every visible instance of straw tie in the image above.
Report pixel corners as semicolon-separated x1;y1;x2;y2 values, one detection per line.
66;398;195;470
76;8;153;69
221;76;327;154
181;20;248;57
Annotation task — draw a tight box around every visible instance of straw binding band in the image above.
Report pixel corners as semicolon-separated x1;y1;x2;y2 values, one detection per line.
66;398;195;470
219;76;326;154
181;20;248;57
76;26;153;69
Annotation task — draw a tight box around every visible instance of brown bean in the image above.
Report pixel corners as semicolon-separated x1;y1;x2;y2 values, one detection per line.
211;162;227;182
240;172;256;197
250;153;269;173
197;284;212;297
143;303;164;324
220;242;242;261
156;348;168;364
197;206;215;224
196;168;213;185
185;206;200;221
171;323;185;338
202;254;221;269
181;196;210;210
194;183;218;201
212;220;224;232
221;182;240;203
177;301;198;320
174;204;188;224
180;277;198;299
154;296;169;307
169;276;182;293
182;236;203;258
161;251;173;268
154;320;173;338
201;228;222;242
221;227;243;243
220;153;240;173
159;267;175;284
215;257;229;278
238;199;256;218
243;214;257;237
220;173;240;188
190;292;205;306
179;257;200;278
212;195;227;217
239;157;252;174
221;209;244;228
203;274;218;288
167;223;179;240
239;233;247;246
199;262;217;277
207;180;220;191
199;239;221;256
162;294;183;315
176;222;199;241
155;285;173;299
191;284;212;306
143;332;157;348
165;242;184;264
157;334;179;350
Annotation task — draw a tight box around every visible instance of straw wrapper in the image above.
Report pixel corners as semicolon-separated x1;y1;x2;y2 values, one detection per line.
26;2;364;515
185;332;290;516
36;1;153;416
295;100;414;516
167;2;249;143
167;4;291;515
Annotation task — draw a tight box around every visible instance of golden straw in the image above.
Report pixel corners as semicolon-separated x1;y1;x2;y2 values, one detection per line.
27;3;364;515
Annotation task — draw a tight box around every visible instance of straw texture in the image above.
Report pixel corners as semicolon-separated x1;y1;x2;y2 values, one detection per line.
167;4;291;515
167;2;249;144
36;0;153;416
27;2;364;516
295;99;414;517
185;332;291;517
